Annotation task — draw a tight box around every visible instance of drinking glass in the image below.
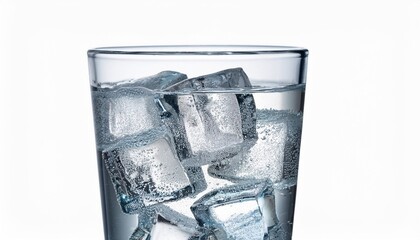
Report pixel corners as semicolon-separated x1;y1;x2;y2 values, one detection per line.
88;45;308;240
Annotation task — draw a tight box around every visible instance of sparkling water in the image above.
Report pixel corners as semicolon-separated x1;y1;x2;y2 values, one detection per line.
91;68;304;240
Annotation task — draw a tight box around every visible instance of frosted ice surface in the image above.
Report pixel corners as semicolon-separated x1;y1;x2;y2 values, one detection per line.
208;109;303;183
92;87;161;149
102;128;195;211
191;181;274;240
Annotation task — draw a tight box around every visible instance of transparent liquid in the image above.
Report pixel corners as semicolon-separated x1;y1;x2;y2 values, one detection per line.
93;86;305;240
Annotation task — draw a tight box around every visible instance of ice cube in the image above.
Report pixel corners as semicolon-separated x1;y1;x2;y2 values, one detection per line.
130;205;199;240
92;87;161;149
191;181;275;240
102;128;198;212
208;109;303;183
163;68;257;166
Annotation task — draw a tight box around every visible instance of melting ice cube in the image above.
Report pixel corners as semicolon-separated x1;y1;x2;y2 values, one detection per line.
163;68;257;166
102;128;198;212
208;109;303;183
191;181;275;240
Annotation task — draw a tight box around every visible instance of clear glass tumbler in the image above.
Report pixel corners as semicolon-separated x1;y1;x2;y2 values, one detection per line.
88;45;308;240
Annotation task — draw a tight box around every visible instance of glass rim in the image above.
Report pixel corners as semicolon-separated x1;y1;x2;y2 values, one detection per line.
88;45;308;56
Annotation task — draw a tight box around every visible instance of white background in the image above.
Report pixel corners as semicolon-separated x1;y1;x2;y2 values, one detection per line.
1;0;419;239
